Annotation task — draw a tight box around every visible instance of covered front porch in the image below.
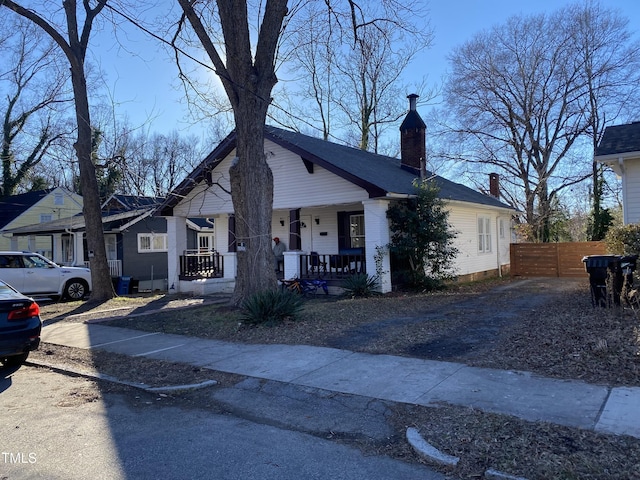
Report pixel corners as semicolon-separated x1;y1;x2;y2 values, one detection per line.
166;199;393;295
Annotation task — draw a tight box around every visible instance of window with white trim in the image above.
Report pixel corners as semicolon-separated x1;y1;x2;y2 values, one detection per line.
54;193;64;205
478;216;491;253
40;213;53;223
137;233;168;253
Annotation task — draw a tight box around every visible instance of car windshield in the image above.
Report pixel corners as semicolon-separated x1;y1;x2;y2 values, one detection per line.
23;255;56;269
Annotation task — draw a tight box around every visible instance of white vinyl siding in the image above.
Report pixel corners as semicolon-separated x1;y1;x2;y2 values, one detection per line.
623;158;640;224
173;140;369;217
138;233;168;253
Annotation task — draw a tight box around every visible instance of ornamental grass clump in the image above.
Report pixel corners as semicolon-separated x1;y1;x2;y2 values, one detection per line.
240;289;304;325
341;273;380;298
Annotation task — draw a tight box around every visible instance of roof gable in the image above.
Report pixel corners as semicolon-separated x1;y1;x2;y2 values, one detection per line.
6;195;164;235
0;189;55;229
159;126;513;215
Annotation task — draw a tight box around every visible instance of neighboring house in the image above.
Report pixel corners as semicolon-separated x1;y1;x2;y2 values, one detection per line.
158;95;516;295
0;188;83;256
5;194;215;293
595;121;640;224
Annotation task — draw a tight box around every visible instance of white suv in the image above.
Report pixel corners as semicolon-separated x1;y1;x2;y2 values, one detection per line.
0;252;92;301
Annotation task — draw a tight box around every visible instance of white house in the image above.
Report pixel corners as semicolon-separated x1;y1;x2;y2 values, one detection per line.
158;95;515;295
595;121;640;225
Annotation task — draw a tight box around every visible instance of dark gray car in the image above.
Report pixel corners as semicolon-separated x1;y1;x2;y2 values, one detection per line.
0;280;42;368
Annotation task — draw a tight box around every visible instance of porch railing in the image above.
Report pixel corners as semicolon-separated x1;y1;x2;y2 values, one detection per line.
83;259;122;277
179;250;223;279
299;252;366;279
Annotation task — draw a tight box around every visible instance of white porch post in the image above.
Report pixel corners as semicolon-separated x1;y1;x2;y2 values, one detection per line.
222;252;237;279
284;251;302;280
167;216;188;294
364;199;392;293
73;233;85;266
52;235;62;264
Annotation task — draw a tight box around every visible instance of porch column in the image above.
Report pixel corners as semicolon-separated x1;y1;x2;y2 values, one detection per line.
222;252;237;279
363;199;392;293
52;235;62;264
73;233;85;266
283;250;302;280
167;216;188;294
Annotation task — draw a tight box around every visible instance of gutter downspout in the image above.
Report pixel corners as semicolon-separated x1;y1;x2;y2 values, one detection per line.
496;217;502;278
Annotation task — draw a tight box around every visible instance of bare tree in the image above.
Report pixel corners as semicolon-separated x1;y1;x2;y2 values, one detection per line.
2;0;115;302
570;1;640;240
108;127;204;197
174;0;288;304
280;3;334;140
170;1;433;302
281;0;433;153
445;10;602;242
0;17;72;196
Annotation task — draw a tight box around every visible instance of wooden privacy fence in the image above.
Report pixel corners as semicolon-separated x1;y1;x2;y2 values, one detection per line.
510;241;607;278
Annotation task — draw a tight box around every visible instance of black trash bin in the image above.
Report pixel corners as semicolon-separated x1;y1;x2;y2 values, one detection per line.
582;255;623;307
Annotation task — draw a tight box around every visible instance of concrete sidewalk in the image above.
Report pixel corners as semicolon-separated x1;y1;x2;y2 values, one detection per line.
41;322;640;439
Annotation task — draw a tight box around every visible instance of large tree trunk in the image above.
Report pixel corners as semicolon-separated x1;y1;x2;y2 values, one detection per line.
230;103;275;305
177;0;287;305
69;56;113;302
1;0;114;302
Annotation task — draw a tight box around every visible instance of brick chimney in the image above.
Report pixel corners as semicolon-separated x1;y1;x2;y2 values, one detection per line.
400;94;426;175
489;173;500;198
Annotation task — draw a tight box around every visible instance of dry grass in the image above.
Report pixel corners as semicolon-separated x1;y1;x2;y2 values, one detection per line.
35;277;640;479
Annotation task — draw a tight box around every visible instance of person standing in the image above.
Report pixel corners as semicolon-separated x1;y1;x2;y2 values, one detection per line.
273;237;286;272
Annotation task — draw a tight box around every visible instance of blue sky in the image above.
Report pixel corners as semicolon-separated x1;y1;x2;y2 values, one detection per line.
93;0;640;141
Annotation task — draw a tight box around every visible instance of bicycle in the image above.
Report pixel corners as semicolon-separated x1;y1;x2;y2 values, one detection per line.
280;277;328;296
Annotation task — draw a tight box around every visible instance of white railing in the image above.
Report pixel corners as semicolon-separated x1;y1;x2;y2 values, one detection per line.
83;259;122;277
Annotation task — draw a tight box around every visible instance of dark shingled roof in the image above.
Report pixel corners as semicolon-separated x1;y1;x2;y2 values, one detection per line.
595;122;640;157
6;195;164;235
265;126;511;209
102;194;164;215
159;126;513;215
0;189;54;229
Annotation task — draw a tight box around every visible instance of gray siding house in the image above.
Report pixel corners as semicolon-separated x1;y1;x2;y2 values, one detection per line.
6;195;214;292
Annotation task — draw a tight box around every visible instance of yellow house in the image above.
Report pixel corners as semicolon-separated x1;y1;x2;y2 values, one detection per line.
0;188;83;257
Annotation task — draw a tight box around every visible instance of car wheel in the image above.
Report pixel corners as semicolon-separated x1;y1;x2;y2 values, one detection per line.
64;279;89;301
1;352;29;368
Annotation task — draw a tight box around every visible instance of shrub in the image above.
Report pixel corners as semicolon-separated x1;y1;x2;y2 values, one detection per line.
341;274;380;298
604;224;640;255
240;289;304;326
387;179;458;290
